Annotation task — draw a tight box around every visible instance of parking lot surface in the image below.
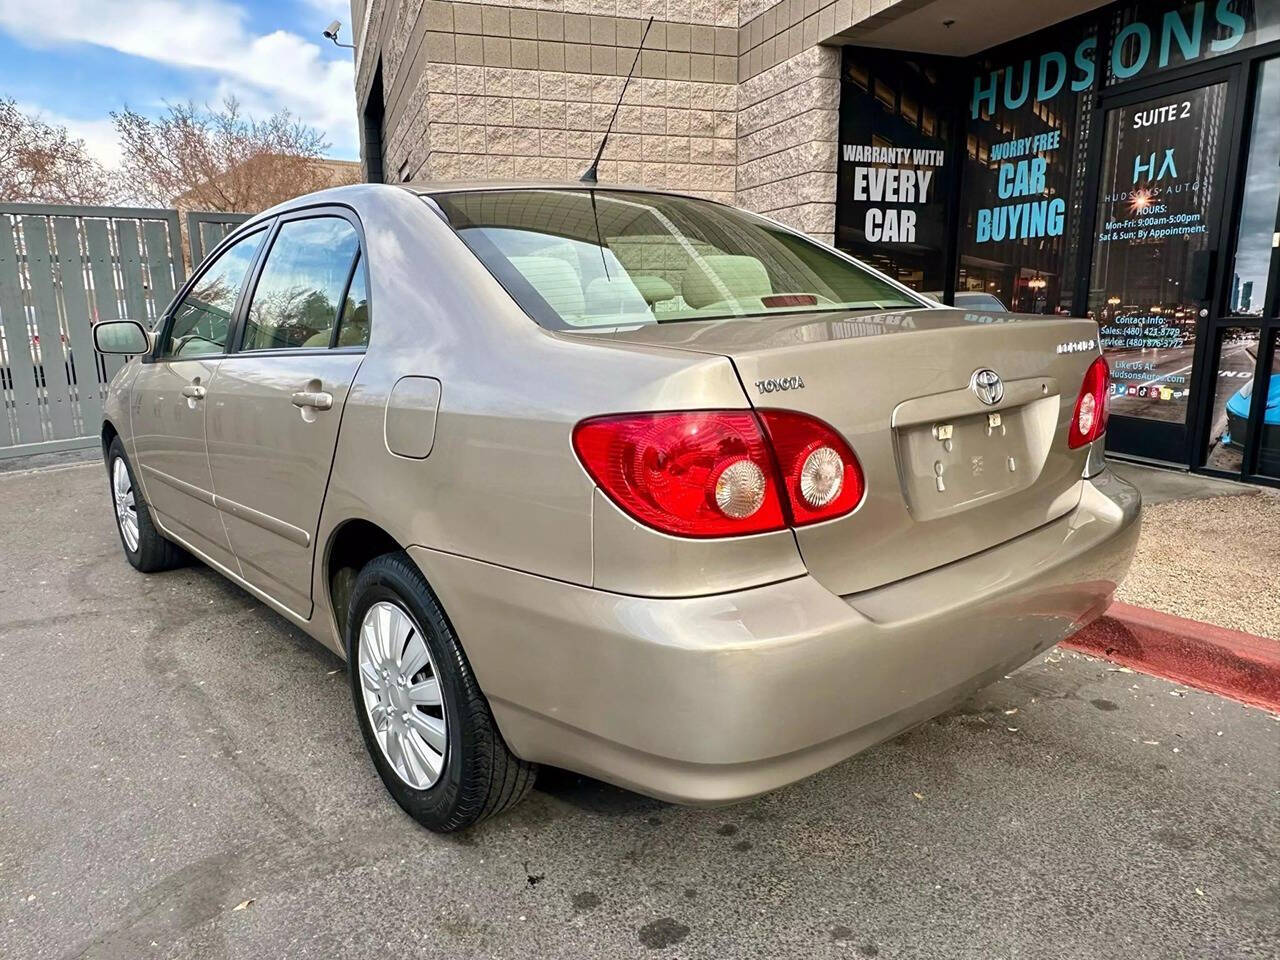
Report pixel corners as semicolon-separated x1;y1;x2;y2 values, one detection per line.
2;461;1277;960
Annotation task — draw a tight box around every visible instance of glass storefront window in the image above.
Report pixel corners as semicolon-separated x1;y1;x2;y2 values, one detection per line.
1203;327;1260;471
1228;58;1280;317
1105;1;1280;86
832;0;1280;477
1088;82;1231;426
835;49;954;292
1260;331;1280;478
957;20;1100;314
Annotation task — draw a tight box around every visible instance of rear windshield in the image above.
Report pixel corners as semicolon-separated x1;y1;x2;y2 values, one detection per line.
430;188;923;331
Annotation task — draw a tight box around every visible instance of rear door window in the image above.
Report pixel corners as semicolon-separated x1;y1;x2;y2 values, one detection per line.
240;217;362;351
334;253;370;348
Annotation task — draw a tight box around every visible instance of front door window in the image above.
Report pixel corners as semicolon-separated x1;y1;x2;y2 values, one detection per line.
159;229;265;359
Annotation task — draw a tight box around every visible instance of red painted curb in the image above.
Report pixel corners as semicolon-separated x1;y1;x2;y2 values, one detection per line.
1062;601;1280;712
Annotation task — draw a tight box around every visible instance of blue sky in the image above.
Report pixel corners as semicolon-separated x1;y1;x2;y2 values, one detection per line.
0;0;359;167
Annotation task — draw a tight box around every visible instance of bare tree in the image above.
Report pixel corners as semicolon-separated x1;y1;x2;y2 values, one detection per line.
0;98;116;204
112;97;357;213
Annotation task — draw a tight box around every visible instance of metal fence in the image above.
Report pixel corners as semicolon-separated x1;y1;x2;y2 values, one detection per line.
188;211;252;266
0;202;247;459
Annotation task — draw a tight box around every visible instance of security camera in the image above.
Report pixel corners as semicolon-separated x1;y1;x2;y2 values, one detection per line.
324;19;355;49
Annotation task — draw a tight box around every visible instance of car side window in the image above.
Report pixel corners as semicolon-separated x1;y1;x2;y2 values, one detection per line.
334;253;369;348
159;229;265;359
241;217;362;351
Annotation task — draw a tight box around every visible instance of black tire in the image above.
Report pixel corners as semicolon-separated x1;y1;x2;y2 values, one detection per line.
346;551;536;832
106;437;186;573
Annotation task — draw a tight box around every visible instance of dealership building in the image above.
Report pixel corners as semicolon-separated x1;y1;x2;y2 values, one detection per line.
350;0;1280;484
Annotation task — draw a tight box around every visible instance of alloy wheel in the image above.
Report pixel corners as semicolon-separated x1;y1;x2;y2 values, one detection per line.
112;457;139;552
358;600;448;789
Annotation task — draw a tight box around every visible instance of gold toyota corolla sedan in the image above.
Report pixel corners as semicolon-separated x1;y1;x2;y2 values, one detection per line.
94;183;1140;832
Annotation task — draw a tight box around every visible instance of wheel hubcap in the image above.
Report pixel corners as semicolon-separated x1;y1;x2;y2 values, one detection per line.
112;458;139;552
358;600;447;790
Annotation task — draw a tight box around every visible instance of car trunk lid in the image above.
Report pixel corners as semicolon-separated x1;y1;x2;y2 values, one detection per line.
573;308;1101;596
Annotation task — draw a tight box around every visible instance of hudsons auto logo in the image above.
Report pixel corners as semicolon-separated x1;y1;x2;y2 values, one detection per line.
755;375;805;394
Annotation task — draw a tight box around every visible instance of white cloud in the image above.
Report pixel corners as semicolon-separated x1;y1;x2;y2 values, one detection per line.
0;0;357;154
301;0;355;27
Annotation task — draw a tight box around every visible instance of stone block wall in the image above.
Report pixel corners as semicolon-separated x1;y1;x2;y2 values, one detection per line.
353;0;891;239
735;43;840;243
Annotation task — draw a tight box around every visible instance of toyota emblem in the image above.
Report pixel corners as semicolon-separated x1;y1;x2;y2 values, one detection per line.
970;368;1004;406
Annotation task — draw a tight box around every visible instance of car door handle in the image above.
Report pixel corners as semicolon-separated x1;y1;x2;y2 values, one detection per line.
291;390;333;411
181;384;207;400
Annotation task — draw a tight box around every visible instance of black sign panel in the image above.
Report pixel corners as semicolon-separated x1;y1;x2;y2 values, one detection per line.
835;48;954;293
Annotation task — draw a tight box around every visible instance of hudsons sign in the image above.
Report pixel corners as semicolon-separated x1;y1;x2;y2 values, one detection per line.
970;0;1254;118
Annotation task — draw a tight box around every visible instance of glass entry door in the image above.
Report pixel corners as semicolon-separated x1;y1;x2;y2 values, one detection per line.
1087;75;1237;463
1199;56;1280;483
1203;326;1261;472
1252;331;1280;479
1215;329;1280;480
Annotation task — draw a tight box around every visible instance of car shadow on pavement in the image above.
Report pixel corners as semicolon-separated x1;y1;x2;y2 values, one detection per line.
534;767;669;817
524;684;1047;825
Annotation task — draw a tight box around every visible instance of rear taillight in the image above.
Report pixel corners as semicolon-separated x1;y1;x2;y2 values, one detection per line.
572;411;787;537
572;409;864;538
758;409;865;526
1069;355;1111;449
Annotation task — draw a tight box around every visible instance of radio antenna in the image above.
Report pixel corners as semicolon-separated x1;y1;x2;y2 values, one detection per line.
580;16;654;183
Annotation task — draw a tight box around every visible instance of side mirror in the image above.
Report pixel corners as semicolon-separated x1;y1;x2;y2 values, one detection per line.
93;319;150;356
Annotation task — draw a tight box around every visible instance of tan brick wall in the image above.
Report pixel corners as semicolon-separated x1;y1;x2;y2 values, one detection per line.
363;2;742;203
736;43;839;243
353;0;885;239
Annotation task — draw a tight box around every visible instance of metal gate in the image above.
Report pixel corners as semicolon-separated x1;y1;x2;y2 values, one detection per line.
0;203;249;459
188;211;252;267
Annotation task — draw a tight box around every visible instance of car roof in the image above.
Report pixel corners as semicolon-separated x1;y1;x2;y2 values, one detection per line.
250;180;723;222
411;180;699;197
232;181;756;248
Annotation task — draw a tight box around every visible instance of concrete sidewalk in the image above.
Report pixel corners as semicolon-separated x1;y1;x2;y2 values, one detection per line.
1110;461;1279;641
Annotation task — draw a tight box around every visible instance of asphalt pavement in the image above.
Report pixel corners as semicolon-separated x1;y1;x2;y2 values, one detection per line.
1;461;1277;960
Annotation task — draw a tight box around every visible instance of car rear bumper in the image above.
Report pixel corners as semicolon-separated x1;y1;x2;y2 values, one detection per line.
1225;409;1249;448
409;466;1141;805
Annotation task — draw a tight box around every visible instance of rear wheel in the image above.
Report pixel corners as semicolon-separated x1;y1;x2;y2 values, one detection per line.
106;437;185;572
346;552;536;832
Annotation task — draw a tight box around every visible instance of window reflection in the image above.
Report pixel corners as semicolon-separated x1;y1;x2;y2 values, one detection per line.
243;218;361;351
1090;83;1229;426
435;189;919;332
335;253;370;348
162;229;264;359
1260;332;1280;478
1203;327;1260;472
1229;58;1280;317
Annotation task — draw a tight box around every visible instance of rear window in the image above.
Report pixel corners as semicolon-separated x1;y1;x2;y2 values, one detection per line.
430;189;922;331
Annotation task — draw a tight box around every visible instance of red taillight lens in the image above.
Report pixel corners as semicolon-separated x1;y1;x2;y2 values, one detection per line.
573;409;865;537
572;411;788;537
1069;356;1111;449
759;409;865;525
